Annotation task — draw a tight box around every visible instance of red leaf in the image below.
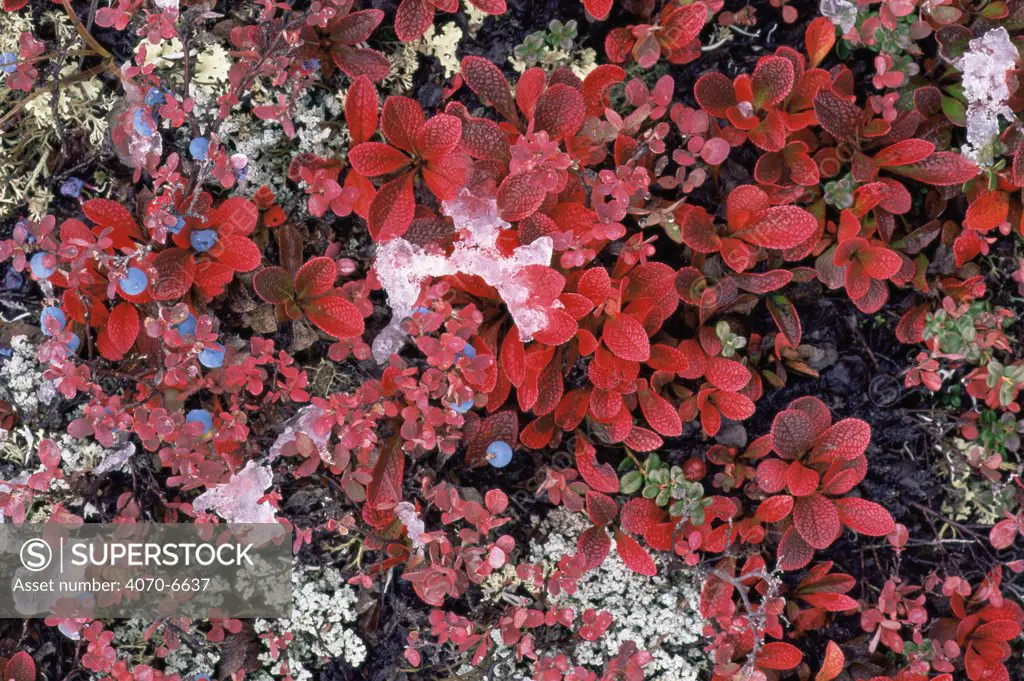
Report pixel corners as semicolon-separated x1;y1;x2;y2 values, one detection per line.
575;434;619;493
815;641;844;681
660;3;707;51
793;495;841;550
756;642;803;671
100;303;140;360
533;84;586;140
694;72;736;117
620;498;665;535
772;408;815;458
755;495;794;523
348;142;411;176
500;327;526;387
623;427;664;452
213;196;259;235
532;309;578;346
302;292;365;339
4;652;36;681
965;190;1010;232
461;56;518;124
777;526;814;571
756;459;790;494
768;294;802;347
896;304;929;344
811;418;871;461
889;151;979;186
801;592;859;611
705;357;751;392
603;314;650;362
345;75;379;145
381;96;425;153
294;257;337;299
582;0;613;20
394;0;435;41
585;490;618;526
833;497;895;536
151;248;196;300
253;266;295;304
497;171;547;221
742;206;818;249
577;526;611;570
990;518;1019;550
366;437;404;510
713;390;756;421
216;234;262;272
614;530;657;576
872;139;935;167
647;344;690;373
786;461;820;497
82;198;142;242
813;89;862;142
732;270;793;293
468;0;505;13
752;56;795;108
368;172;416;241
582;64;625;116
638;382;682;437
415;114;463;160
805;17;836;68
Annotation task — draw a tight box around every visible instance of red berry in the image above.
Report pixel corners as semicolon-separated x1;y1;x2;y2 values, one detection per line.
683;457;706;481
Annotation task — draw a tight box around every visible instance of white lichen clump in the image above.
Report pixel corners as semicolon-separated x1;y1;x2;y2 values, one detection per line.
528;509;707;681
372;190;556;362
0;336;47;416
192;460;277;523
421;22;463;78
956;28;1020;165
254;566;366;681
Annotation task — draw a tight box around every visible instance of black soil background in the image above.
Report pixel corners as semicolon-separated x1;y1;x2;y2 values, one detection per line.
2;0;1023;680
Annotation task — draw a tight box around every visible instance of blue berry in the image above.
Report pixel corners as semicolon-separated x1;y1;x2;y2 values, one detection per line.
119;267;148;296
0;52;16;75
199;343;225;368
29;252;56;279
460;344;477;359
174;313;197;337
189;137;209;161
486;441;513;468
133;109;155;137
40;307;66;335
450;398;474;414
60;177;85;198
190;229;217;253
145;87;165;106
412;306;431;316
194;675;211;681
66;334;81;353
185;409;214;434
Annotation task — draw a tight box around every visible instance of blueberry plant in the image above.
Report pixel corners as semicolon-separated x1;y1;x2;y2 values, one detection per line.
1;0;1024;680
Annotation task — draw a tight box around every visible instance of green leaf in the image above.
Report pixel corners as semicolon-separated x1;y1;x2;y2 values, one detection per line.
621;471;644;495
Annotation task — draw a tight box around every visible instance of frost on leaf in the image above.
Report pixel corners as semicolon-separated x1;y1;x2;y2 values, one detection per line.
956;28;1019;166
819;0;857;34
192;461;277;523
268;405;332;463
372;189;556;361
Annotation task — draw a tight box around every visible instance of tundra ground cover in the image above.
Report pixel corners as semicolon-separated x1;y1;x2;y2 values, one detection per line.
1;0;1024;679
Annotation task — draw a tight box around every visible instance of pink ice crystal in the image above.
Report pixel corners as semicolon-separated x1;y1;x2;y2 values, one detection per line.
372;190;558;362
192;461;277;523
